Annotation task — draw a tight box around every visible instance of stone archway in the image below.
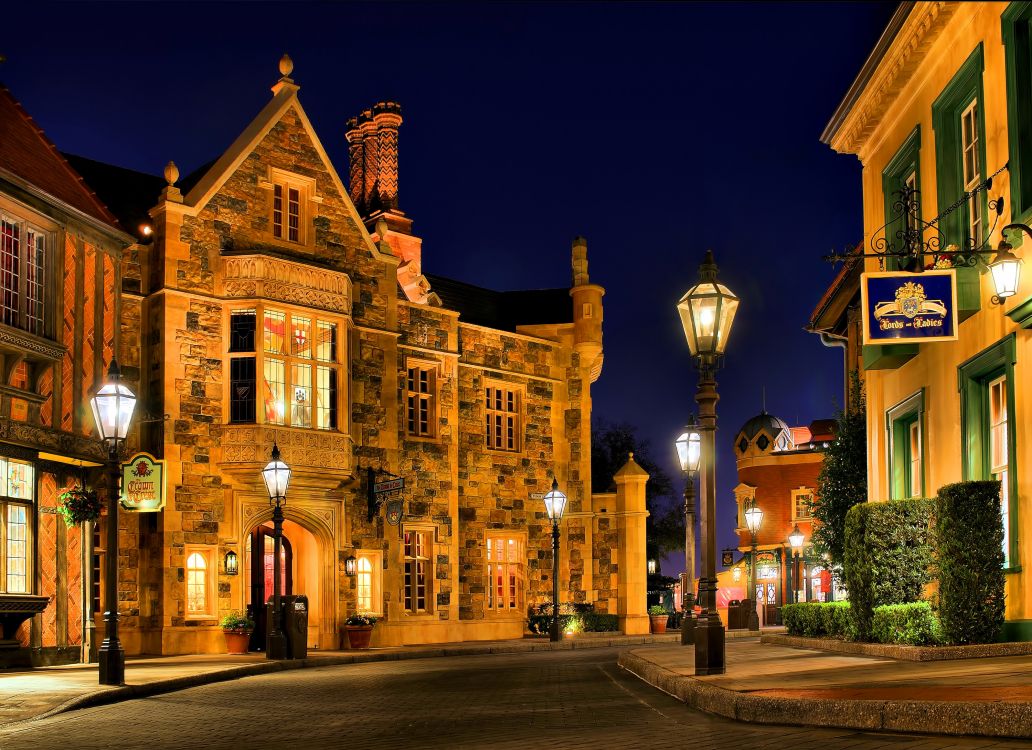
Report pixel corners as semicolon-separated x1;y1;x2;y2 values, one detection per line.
242;506;338;650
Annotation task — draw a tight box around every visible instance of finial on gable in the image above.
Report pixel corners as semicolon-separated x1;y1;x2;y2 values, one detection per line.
279;54;294;80
161;160;182;203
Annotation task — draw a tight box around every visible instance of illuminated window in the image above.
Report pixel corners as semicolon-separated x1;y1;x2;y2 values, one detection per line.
406;362;437;438
485;384;521;452
908;421;922;499
0;458;34;594
272;181;305;244
0;214;48;337
403;530;431;613
486;535;524;612
792;490;812;520
355;551;382;614
989;375;1009;563
264;358;286;425
186;552;208;615
887;390;924;501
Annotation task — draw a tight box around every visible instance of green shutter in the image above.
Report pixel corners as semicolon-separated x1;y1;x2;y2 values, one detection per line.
881;127;922;272
1003;2;1032;225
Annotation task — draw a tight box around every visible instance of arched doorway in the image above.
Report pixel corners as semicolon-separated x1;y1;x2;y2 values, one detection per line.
244;518;326;650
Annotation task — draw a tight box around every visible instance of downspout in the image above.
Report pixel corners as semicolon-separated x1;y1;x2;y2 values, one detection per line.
819;332;847;408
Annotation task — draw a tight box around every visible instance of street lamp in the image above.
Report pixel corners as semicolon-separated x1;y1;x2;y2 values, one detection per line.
542;477;567;642
90;359;137;686
789;524;804;605
989;230;1025;304
743;500;763;632
675;418;701;645
262;443;291;659
676;250;739;676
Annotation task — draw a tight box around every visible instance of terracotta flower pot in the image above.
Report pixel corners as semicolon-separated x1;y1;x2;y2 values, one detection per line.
345;624;373;649
649;615;668;634
223;629;252;655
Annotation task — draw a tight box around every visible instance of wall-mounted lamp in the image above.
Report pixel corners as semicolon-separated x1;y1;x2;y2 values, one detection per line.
647;558;657;575
344;555;357;577
990;224;1027;304
224;550;239;576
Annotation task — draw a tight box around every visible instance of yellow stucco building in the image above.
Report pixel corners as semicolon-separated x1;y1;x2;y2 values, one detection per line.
820;1;1032;638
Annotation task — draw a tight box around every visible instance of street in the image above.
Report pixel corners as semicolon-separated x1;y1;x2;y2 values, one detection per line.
1;647;1029;750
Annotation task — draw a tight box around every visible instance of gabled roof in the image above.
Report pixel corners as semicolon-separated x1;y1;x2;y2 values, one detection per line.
424;273;572;332
0;85;121;229
808;243;863;336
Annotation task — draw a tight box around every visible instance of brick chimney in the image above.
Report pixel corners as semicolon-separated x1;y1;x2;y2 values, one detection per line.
359;110;378;213
344;116;365;212
373;101;402;211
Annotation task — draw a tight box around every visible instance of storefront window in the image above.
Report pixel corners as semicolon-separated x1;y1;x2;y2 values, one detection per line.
0;457;34;594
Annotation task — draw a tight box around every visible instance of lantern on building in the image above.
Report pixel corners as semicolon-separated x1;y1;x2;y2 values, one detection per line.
344;556;357;577
224;550;239;576
989;233;1024;302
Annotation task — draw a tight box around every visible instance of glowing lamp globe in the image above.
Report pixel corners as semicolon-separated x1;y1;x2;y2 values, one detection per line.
543;478;567;522
744;503;763;534
90;360;137;444
989;238;1023;300
676;250;739;359
789;525;805;551
262;443;291;505
675;426;702;475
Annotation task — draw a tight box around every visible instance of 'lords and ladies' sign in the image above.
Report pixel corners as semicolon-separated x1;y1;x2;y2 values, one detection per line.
121;452;166;512
861;270;958;345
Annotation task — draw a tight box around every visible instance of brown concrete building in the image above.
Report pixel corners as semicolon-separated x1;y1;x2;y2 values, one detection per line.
51;56;650;656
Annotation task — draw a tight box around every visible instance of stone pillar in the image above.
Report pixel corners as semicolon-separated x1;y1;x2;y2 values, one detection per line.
345;117;365;213
613;453;649;635
372;102;402;211
569;236;605;384
360;111;378;212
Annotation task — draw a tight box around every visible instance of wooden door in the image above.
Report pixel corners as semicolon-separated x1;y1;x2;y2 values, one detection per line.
247;526;293;651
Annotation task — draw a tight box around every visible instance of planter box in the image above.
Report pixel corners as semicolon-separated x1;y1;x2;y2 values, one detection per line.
649;615;667;634
762;632;1032;661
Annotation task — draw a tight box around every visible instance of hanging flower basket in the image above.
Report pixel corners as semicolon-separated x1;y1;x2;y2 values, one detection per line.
58;485;101;528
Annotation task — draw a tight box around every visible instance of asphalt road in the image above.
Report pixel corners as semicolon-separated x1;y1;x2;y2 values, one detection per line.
1;647;1030;750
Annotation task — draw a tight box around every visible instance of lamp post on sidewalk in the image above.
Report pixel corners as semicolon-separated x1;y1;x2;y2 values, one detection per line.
543;477;568;642
743;499;763;632
675;420;701;645
676;250;740;676
261;443;291;659
90;360;137;686
789;525;805;604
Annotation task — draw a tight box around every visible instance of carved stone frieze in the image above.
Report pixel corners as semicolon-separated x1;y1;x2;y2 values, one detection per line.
0;325;66;361
221;424;351;473
221;255;352;315
0;418;106;462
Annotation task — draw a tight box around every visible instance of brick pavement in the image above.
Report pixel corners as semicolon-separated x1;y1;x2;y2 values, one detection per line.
1;647;1030;749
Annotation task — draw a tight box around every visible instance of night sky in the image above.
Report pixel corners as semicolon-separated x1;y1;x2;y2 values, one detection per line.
2;1;895;576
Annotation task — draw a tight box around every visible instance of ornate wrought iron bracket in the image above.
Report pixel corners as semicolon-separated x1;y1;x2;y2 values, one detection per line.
365;465;405;523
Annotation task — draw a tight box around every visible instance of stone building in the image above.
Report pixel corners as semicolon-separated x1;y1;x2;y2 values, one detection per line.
818;1;1032;639
0;86;134;666
57;56;649;656
726;412;835;626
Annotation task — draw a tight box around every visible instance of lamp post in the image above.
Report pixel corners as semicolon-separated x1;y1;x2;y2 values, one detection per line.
743;500;763;631
789;524;804;605
261;443;291;660
675;419;701;645
90;359;137;686
542;477;568;642
676;250;739;675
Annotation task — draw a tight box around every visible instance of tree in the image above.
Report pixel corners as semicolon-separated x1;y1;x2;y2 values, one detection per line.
591;421;684;561
810;371;867;568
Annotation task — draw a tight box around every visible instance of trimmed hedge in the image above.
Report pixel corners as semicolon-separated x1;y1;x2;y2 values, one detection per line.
936;481;1005;644
527;612;619;634
782;601;852;639
843;498;934;641
872;602;939;645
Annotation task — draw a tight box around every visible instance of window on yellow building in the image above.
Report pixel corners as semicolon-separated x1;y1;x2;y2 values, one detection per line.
406;362;437;438
960;100;983;247
887;390;924;501
486;535;524;612
485;383;521;452
228;306;339;431
881;126;921;271
1003;4;1032;219
989;375;1009;564
355;551;382;615
403;530;432;613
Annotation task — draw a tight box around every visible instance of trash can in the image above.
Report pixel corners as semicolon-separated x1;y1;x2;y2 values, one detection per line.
281;594;309;659
727;599;743;629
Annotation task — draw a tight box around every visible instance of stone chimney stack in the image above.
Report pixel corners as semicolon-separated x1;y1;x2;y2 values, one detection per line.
372;102;402;211
345;116;365;213
570;236;605;383
359;110;378;212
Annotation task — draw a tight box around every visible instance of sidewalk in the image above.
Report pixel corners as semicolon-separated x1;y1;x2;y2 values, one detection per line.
0;632;681;728
618;638;1032;739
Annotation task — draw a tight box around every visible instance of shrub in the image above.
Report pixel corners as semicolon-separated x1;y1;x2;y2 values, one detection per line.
528;604;618;634
783;602;852;638
581;613;619;632
844;498;934;641
220;611;255;631
872;602;939;645
648;605;667;616
936;481;1005;644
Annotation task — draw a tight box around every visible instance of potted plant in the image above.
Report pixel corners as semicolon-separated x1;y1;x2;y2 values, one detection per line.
648;605;669;634
58;484;101;528
220;611;254;655
344;612;378;649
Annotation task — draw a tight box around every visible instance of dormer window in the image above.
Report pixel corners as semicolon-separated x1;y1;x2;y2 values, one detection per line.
272;183;302;243
262;168;321;248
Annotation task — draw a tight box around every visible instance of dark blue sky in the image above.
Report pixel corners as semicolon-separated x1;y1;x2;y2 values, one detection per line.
3;1;893;575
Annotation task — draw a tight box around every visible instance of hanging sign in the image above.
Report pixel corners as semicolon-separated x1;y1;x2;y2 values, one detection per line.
121;452;165;512
721;550;735;567
861;270;958;344
385;499;404;526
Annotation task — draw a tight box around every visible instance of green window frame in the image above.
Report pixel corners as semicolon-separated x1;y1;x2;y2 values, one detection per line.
958;334;1019;569
932;44;988;251
882;126;922;271
1003;2;1032;226
886;389;925;500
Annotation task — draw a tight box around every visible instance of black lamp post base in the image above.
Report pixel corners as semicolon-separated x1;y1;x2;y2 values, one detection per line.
680;613;697;645
266;630;288;660
747;610;760;632
693;615;725;675
98;642;125;686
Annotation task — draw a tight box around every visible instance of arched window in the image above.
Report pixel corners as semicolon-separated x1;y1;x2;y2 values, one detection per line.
357;556;373;612
186;552;208;615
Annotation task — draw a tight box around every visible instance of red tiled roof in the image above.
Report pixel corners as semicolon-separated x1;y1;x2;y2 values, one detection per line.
0;85;120;228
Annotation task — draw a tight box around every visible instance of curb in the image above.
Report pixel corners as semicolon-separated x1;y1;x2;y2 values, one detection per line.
761;633;1032;661
617;649;1032;739
7;634;680;729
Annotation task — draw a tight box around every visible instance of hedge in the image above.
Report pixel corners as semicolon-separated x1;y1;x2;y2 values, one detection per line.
936;481;1005;644
872;602;939;645
527;611;619;634
782;601;852;639
843;498;934;641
